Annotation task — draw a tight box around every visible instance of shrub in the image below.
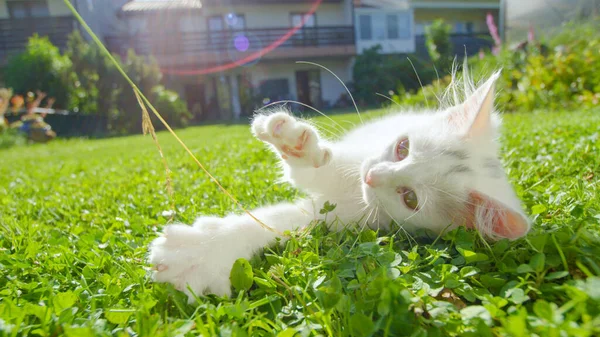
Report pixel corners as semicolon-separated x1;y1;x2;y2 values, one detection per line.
393;19;600;112
3;35;73;109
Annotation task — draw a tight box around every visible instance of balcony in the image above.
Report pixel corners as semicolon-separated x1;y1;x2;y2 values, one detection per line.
0;16;76;64
106;26;356;68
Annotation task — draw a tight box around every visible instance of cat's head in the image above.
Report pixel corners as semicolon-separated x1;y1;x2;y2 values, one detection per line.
361;71;530;240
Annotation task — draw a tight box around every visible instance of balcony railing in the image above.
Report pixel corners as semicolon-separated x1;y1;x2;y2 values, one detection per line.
106;26;355;61
0;16;75;63
415;33;494;58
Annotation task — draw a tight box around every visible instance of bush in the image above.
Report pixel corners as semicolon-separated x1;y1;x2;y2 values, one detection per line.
149;85;192;130
3;35;73;109
393;19;600;112
352;45;436;106
0;128;27;149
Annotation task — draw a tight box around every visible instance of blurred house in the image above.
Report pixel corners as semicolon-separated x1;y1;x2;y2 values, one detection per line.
0;0;500;120
107;0;498;120
0;0;127;66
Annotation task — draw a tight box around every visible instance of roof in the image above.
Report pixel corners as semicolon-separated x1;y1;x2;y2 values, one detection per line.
121;0;202;14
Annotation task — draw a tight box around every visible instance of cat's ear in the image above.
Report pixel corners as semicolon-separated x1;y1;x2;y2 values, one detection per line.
447;72;500;138
465;191;530;240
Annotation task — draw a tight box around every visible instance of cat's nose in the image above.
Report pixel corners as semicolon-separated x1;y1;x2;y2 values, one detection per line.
365;170;375;187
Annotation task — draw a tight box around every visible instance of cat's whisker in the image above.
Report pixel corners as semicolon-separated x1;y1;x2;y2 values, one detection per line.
313;124;343;139
339;120;358;129
428;186;505;211
380;204;417;247
375;93;401;107
258;100;348;134
407;57;429;109
296;61;363;125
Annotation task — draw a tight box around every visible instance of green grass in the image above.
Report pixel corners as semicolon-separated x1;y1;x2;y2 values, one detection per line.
1;109;599;336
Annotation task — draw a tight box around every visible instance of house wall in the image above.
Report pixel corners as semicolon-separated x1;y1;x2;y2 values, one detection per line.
127;2;353;35
0;1;7;18
410;0;499;8
203;3;353;29
0;0;77;17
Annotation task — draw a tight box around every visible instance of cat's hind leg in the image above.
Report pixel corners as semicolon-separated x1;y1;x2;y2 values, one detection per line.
252;111;332;168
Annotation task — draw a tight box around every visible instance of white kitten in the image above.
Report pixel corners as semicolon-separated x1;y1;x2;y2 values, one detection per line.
148;71;530;301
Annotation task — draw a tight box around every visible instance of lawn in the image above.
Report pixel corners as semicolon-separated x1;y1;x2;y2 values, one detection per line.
1;108;599;336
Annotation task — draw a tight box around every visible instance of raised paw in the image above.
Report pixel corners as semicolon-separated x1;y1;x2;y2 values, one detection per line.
148;218;245;302
252;112;332;168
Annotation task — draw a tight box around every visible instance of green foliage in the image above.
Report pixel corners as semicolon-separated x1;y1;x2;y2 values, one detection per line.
1;109;599;335
425;19;453;72
394;19;600;112
230;258;254;292
3;31;190;135
352;45;435;106
3;35;73;108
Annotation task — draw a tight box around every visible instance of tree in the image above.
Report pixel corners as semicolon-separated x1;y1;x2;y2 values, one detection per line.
352;45;435;106
425;19;453;72
66;31;121;118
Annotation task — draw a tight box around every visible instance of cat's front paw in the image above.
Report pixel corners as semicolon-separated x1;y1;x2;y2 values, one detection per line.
148;218;243;301
252;112;331;168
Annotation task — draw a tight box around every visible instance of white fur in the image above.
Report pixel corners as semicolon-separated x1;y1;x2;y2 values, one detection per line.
148;72;530;301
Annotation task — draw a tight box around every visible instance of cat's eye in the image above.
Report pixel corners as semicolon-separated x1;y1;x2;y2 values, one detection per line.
398;187;419;210
395;138;410;161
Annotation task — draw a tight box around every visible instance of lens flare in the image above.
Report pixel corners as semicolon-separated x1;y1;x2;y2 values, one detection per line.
234;34;249;52
225;13;239;27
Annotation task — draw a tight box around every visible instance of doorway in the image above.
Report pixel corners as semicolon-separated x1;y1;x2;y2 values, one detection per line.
295;70;322;109
185;84;206;122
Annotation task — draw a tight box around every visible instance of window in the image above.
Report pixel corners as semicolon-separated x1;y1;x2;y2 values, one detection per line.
454;22;473;34
7;1;49;18
359;15;372;40
372;15;386;40
291;13;317;46
397;12;411;38
291;13;315;28
466;22;474;34
208;16;225;44
387;15;399;39
208;16;224;31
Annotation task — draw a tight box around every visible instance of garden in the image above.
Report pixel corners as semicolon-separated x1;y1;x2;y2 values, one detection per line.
0;10;599;337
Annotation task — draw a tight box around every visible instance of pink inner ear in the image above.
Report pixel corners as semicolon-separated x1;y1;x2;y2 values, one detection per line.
466;191;530;240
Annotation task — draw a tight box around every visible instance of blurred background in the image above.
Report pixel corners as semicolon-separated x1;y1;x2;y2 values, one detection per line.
0;0;598;142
